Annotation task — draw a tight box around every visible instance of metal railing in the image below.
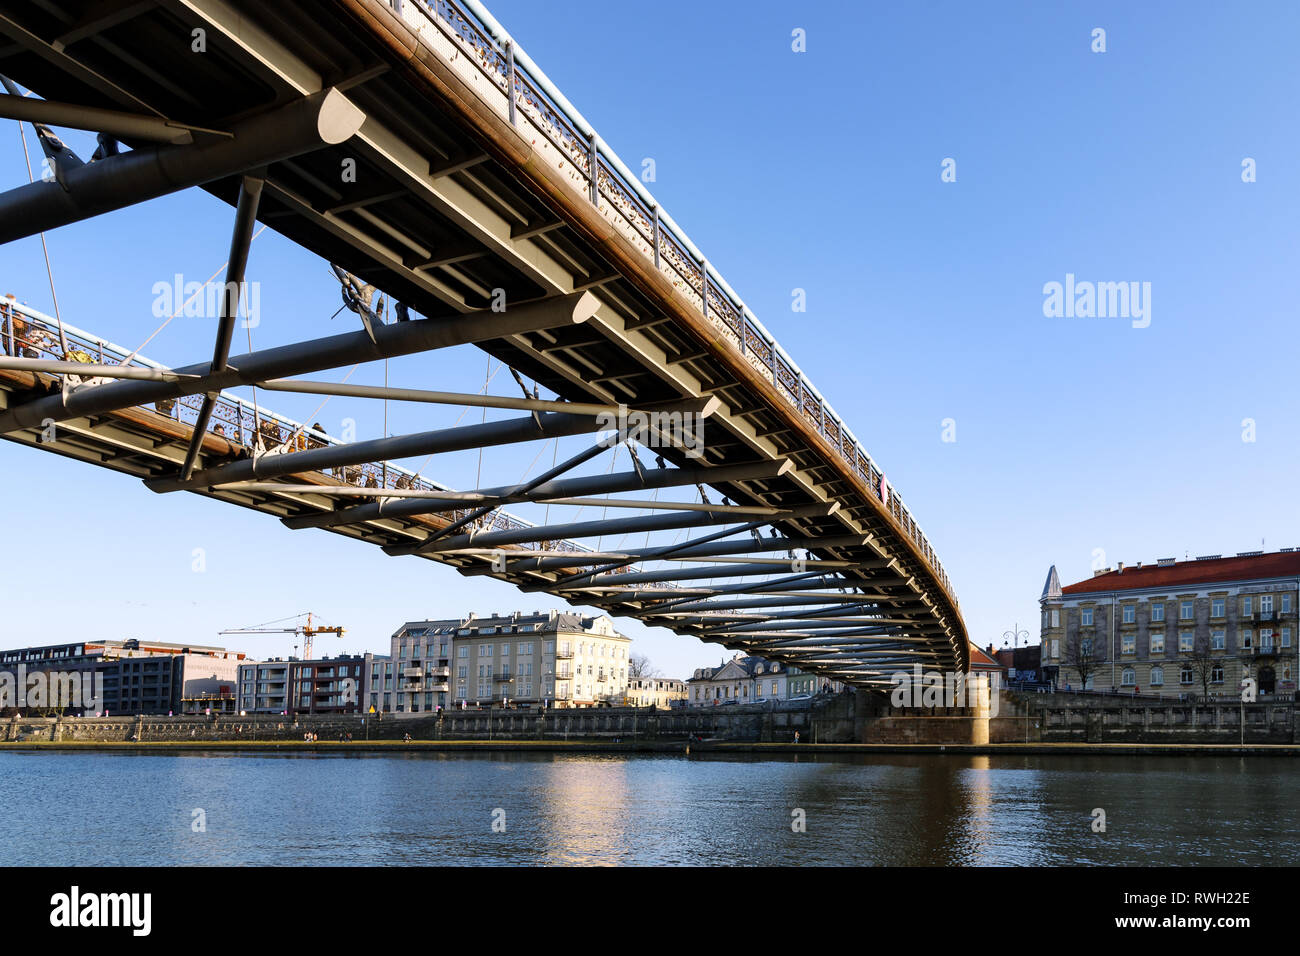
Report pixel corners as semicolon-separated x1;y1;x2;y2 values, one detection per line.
395;0;956;607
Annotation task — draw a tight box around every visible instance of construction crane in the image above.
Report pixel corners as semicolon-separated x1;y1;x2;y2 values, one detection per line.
219;612;345;660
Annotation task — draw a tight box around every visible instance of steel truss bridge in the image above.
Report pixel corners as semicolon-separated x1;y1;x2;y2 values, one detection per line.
0;0;968;684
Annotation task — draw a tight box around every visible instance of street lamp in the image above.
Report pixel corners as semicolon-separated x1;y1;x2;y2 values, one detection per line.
1002;623;1030;685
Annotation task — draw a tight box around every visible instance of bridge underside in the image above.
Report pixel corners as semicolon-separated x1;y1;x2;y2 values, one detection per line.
0;0;967;683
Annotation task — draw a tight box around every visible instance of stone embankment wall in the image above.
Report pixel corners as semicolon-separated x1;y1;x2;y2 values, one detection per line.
858;691;1300;744
3;695;861;744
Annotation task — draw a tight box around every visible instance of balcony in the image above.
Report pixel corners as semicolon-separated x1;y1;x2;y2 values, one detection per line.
426;666;450;678
555;649;573;659
494;674;514;683
402;667;424;679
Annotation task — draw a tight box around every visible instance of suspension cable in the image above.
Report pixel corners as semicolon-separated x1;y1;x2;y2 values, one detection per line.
15;122;68;356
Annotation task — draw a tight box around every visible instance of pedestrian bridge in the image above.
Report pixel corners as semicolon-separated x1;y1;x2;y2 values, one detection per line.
0;0;967;683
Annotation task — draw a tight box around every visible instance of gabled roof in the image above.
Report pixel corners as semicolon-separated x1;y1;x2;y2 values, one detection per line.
1061;551;1300;596
968;643;1001;670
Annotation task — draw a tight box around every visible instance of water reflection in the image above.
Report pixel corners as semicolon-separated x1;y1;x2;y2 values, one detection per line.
0;751;1295;866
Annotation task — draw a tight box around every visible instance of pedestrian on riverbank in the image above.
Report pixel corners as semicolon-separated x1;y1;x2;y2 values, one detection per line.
794;731;800;744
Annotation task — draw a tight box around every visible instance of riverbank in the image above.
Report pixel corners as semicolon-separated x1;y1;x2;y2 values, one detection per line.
4;739;1300;757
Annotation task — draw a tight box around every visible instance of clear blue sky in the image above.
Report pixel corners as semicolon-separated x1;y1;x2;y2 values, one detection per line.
1;0;1297;674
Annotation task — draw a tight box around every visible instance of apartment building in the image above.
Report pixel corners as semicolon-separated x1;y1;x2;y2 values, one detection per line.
237;653;375;715
388;610;632;711
1040;550;1300;698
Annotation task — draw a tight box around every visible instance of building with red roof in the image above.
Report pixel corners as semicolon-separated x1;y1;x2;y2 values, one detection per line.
1039;550;1300;698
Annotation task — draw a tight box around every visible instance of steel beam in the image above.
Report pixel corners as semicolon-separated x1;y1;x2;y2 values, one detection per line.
280;457;784;531
574;559;884;588
145;407;624;494
0;357;195;382
0;91;215;145
258;378;663;418
416;436;613;550
181;173;264;479
0;88;364;244
387;509;751;558
0;291;599;433
459;531;872;576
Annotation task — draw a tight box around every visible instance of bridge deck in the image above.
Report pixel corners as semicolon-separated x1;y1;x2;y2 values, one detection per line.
0;0;967;680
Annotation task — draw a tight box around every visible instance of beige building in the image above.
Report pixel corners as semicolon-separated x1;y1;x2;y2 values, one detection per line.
1041;551;1300;698
624;677;687;708
389;610;631;711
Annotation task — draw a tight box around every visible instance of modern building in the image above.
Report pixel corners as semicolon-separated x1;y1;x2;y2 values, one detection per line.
236;653;375;715
624;677;687;708
388;610;632;712
0;639;244;715
1040;550;1300;698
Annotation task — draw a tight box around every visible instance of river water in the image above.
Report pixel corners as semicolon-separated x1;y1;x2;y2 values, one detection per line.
0;751;1292;866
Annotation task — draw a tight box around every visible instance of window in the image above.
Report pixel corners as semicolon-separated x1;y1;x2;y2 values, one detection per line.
1211;598;1225;618
1150;603;1164;622
1121;667;1135;686
1212;630;1225;650
458;647;468;659
479;645;492;658
1283;628;1292;648
1261;595;1274;614
1150;666;1164;686
1180;600;1195;620
1241;596;1252;616
1121;634;1135;655
1211;664;1224;683
1050;609;1060;628
1150;633;1165;654
1283;594;1293;614
1080;638;1093;657
1081;607;1093;626
1241;628;1253;649
1179;632;1194;652
1180;667;1194;685
1260;629;1274;651
1122;605;1135;624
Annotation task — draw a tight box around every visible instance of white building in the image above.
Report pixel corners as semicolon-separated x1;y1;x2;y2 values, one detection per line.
386;610;632;711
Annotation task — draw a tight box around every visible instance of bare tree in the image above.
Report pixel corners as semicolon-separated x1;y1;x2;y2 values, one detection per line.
1063;631;1106;692
1183;633;1221;700
628;654;660;680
